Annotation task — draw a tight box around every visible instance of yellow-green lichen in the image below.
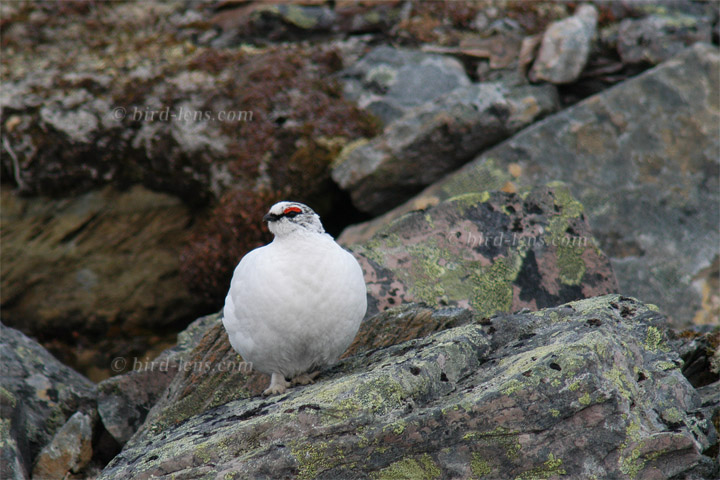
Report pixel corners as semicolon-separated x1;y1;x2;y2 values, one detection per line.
514;453;566;480
604;366;636;400
470;256;521;316
291;441;339;480
654;361;677;371
470;452;492;478
579;392;591;405
662;407;683;423
542;183;589;286
644;326;669;353
550;409;560;417
440;157;511;199
446;192;492;214
620;447;644;479
372;453;442;480
501;378;524;396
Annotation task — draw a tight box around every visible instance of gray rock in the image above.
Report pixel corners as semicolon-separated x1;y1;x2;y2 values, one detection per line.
340;43;720;328
31;411;94;480
529;4;598;84
332;83;559;215
350;184;618;319
340;46;472;125
0;186;203;376
0;323;96;478
618;13;713;65
97;295;718;479
97;313;219;445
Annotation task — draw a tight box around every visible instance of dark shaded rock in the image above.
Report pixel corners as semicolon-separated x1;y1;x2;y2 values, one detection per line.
96;313;219;446
0;323;96;478
0;186;202;378
344;303;474;358
340;43;720;327
618;13;713;65
529;4;598;84
351;184;617;318
31;411;94;480
97;295;718;479
332;83;559;215
340;46;471;125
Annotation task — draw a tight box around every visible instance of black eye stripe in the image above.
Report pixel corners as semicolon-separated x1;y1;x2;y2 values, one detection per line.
284;210;301;218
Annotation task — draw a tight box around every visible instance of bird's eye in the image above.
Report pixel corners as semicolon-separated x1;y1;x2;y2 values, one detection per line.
283;206;302;218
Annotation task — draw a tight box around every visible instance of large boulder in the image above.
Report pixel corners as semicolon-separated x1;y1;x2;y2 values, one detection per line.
0;186;203;378
340;43;720;327
97;295;718;479
352;184;618;318
0;323;97;479
340;46;472;126
332;80;559;215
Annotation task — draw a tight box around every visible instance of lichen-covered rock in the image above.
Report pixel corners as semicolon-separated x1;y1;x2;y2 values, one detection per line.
340;46;472;125
529;4;598;84
332;82;559;215
0;323;96;479
617;12;713;65
97;295;718;479
31;411;94;480
340;43;720;328
0;186;203;377
352;184;618;318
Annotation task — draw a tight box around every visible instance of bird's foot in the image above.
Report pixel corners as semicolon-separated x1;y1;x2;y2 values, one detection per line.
291;370;320;386
263;372;290;396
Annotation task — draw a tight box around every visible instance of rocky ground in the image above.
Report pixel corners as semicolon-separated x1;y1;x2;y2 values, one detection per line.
1;1;718;479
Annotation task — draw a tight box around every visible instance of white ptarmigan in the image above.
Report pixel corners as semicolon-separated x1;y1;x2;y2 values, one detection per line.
222;201;367;396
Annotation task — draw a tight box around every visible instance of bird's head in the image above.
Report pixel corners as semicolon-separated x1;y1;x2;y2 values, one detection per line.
263;201;325;237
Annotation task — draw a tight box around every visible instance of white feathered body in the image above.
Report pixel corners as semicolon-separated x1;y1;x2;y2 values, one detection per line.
223;231;367;378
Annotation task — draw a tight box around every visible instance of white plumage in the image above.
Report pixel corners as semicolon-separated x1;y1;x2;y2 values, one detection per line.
222;201;367;395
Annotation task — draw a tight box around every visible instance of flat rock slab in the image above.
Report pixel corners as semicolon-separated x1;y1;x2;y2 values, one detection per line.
340;43;720;327
351;184;618;318
97;295;718;479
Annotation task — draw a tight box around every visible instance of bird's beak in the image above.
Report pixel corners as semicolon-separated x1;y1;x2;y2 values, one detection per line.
263;213;277;223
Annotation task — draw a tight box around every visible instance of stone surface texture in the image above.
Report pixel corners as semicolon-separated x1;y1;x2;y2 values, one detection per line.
351;184;618;319
0;323;97;480
0;185;201;376
96;295;718;479
529;4;598;84
339;43;720;328
332;82;559;215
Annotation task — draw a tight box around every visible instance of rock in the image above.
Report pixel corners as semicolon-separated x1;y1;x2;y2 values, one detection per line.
351;184;617;318
618;13;713;65
529;4;598;84
340;43;720;328
0;386;29;480
340;46;472;125
0;323;96;478
97;295;718;479
31;411;94;480
96;313;219;445
344;304;474;358
332;83;559;215
0;186;203;377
